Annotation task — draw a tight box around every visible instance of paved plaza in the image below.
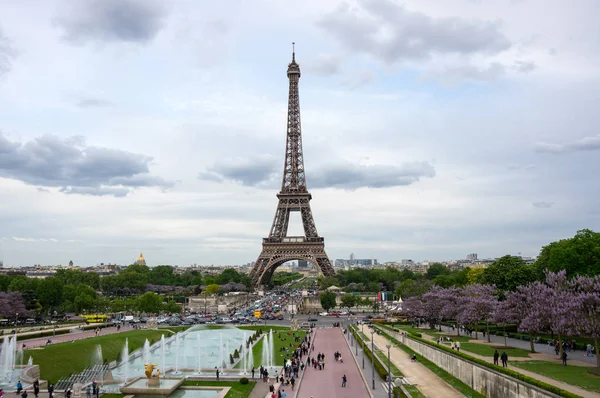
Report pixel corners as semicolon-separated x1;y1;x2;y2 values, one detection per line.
296;328;371;398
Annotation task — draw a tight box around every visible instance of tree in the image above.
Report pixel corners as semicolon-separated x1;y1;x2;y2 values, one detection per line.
479;255;536;293
535;229;600;277
320;291;337;312
426;263;450;280
136;292;163;314
318;276;339;290
74;293;96;313
395;279;432;300
458;284;498;341
340;294;357;309
570;274;600;367
163;300;181;314
546;271;580;357
37;278;63;311
205;284;220;295
0;292;27;318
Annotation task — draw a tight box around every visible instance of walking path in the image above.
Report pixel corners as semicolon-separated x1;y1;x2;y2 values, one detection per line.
21;325;135;349
346;331;390;398
296;328;371;398
363;331;462;398
381;326;597;398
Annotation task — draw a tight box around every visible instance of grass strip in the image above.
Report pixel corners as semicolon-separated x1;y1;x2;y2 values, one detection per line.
182;380;256;398
512;361;600;393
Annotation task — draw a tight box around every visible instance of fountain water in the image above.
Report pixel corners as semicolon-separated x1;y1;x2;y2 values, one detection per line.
27;357;33;366
226;341;230;369
261;333;269;369
143;339;150;365
174;334;180;373
0;336;17;382
196;333;201;373
219;334;223;371
121;339;130;383
92;344;103;365
17;347;23;368
161;335;166;375
242;332;247;373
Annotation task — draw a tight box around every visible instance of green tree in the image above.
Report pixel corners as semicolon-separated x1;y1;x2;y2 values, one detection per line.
37;278;63;311
205;284;220;295
136;292;163;314
149;266;177;285
163;300;181;313
217;268;242;284
320;291;337;312
74;293;96;313
426;263;450;280
535;229;600;277
318;276;339;290
394;279;432;299
479;255;536;293
340;294;357;309
366;281;379;292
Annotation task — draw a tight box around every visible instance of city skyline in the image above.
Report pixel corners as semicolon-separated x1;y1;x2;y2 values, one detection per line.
1;1;599;266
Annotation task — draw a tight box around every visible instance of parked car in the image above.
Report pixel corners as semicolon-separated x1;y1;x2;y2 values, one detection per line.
307;317;318;322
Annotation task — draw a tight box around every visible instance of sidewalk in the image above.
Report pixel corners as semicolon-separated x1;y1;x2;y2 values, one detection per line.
382;326;597;398
346;329;388;398
362;330;462;398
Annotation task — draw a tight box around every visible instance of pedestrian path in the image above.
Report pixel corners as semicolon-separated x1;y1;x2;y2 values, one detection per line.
296;328;371;398
380;326;597;398
365;331;462;398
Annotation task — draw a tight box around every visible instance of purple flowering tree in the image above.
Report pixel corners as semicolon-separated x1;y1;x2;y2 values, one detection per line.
546;271;580;357
400;296;424;326
0;292;28;318
438;287;465;336
498;282;551;352
570;275;600;367
422;286;446;330
458;284;498;341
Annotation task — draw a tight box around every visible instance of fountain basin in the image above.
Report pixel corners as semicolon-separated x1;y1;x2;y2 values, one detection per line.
127;386;230;398
121;377;184;395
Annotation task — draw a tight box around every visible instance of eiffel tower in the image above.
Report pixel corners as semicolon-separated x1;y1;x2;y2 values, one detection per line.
249;45;335;288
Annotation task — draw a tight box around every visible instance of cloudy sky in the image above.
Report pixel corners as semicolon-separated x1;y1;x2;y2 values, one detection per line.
0;0;599;267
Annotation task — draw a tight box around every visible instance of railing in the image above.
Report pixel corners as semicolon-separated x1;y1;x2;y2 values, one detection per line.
55;364;110;391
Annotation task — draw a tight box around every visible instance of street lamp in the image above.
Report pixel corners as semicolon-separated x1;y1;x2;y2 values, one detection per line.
361;323;365;369
371;330;375;390
355;330;358;355
386;344;392;398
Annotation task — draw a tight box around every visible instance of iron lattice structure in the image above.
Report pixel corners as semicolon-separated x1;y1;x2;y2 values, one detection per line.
249;46;335;288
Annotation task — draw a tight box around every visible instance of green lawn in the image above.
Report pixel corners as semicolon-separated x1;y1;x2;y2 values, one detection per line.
25;329;174;384
234;328;306;368
512;361;600;393
455;343;531;358
404;385;425;398
182;380;256;398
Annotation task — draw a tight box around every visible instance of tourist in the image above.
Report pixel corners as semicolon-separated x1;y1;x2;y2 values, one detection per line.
280;389;286;398
290;376;295;390
20;391;27;398
341;374;347;387
85;386;91;398
493;350;499;366
251;368;255;379
215;368;220;381
33;379;39;398
455;341;461;352
0;388;4;398
561;350;568;366
65;389;71;398
16;380;23;394
47;384;54;398
587;344;594;357
500;352;508;367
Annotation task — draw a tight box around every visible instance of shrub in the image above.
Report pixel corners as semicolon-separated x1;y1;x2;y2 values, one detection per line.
239;377;249;385
233;349;240;359
229;354;234;364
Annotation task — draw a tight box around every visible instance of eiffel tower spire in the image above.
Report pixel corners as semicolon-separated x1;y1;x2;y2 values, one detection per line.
249;45;335;288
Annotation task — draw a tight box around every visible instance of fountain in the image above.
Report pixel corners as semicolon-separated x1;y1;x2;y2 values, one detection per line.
196;333;201;373
225;341;230;369
174;334;180;373
121;339;130;383
0;336;17;382
121;363;184;396
242;332;247;373
92;344;103;365
17;347;23;368
161;335;166;375
143;339;150;365
27;357;32;366
218;334;223;371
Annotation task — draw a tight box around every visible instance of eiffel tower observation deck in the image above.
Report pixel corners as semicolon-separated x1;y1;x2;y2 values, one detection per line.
249;44;335;288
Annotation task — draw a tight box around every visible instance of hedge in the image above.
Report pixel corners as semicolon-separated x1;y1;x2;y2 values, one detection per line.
349;326;401;381
16;329;71;342
376;324;582;398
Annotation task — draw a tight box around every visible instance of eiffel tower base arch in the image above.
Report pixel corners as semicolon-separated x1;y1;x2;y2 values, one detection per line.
249;240;335;288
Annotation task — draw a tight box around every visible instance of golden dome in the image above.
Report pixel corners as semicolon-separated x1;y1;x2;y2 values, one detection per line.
135;252;146;265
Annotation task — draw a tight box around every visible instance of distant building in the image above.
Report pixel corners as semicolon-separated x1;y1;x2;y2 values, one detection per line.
298;260;308;268
135;252;146;266
466;253;478;261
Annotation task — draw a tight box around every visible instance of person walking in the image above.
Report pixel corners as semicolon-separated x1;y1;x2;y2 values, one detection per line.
501;352;508;367
561;350;568;366
33;380;39;398
341;374;347;387
455;341;461;352
85;386;91;398
280;389;287;398
16;380;23;394
493;350;499;366
47;385;54;398
216;368;220;381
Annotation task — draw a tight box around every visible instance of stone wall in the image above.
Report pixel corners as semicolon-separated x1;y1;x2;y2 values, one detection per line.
187;293;249;314
389;330;562;398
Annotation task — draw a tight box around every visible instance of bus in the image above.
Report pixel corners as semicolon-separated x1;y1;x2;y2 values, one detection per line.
254;310;261;319
81;314;108;323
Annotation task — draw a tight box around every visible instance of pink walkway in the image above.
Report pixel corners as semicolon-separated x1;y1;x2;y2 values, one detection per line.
296;328;371;398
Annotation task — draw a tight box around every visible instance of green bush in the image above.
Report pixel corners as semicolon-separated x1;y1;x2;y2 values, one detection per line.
233;349;240;359
375;325;582;398
239;377;249;385
349;327;398;381
229;354;234;364
16;329;71;342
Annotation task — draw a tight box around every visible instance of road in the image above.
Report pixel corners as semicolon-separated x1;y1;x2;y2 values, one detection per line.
20;324;134;349
296;328;371;398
